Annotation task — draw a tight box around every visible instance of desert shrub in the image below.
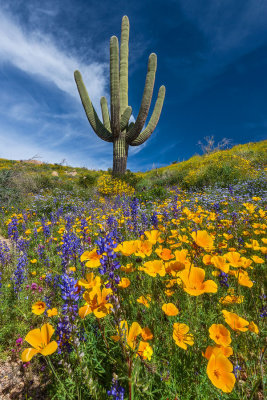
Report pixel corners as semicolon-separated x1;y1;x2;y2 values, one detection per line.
35;174;54;190
78;173;97;188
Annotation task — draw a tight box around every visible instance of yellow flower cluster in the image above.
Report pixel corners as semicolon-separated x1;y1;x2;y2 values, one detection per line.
96;174;135;196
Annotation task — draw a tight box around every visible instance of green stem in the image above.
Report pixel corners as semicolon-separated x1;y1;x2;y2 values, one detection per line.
46;357;72;400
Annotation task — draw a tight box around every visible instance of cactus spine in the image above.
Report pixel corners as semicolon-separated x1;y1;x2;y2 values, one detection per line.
74;15;165;175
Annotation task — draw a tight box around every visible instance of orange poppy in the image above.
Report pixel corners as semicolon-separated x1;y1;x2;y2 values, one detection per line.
191;230;214;250
80;249;101;268
162;303;179;316
207;353;236;393
179;266;217;296
79;287;113;319
137;295;151;308
32;301;46;315
222;310;249;332
203;345;233;360
118;277;131;288
155;246;175;261
139;260;166;277
209;324;231;347
21;323;58;362
173;323;194;350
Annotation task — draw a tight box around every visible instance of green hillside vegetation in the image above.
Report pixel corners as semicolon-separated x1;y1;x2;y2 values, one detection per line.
0;140;266;207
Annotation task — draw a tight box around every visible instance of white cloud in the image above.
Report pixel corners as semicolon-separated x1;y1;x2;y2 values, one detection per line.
0;124;112;169
0;9;108;104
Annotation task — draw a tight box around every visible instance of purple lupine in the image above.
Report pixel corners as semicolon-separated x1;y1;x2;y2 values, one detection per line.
59;232;81;268
151;211;158;229
13;254;28;294
107;377;125;400
130;197;139;234
59;273;79;319
95;233;121;287
56;273;79;353
17;238;29;253
41;219;51;238
8;217;19;242
219;271;229;288
37;244;45;259
0;241;11;266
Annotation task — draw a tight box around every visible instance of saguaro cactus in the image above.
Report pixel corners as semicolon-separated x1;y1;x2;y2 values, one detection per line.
74;15;165;175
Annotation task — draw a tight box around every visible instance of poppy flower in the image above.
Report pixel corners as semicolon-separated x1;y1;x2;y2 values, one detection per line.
223;252;243;268
210;256;229;274
141;327;153;341
155;246;174;261
111;321;142;350
248;321;259;334
137;341;153;360
78;272;101;289
191;230;214;250
79;287;113;319
219;294;244;304
179;266;217;296
134;240;153;258
118;278;131;288
236;270;253;288
203;345;233;360
21;323;58;362
139;260;166;277
251;255;264;264
162;303;179;316
173;323;194;350
144;230;163;245
222;310;249;332
165;260;185;276
47;308;58;317
207;353;236;393
80;249;101;268
137;295;151;308
32;301;46;315
209;324;231;347
174;249;190;267
115;240;138;256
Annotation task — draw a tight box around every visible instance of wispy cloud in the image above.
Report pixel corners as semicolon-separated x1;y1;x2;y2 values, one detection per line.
0;9;108;102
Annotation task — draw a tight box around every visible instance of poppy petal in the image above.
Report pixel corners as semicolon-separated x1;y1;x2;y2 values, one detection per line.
25;328;43;349
21;348;39;362
40;341;58;356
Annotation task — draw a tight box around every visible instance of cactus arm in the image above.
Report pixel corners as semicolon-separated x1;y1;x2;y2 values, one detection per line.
120;106;132;131
74;70;113;142
128;122;135;131
126;53;157;144
110;36;120;137
130;85;165;146
120;15;129;113
100;96;111;131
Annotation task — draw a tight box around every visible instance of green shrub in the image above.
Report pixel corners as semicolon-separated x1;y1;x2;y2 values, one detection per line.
78;174;97;188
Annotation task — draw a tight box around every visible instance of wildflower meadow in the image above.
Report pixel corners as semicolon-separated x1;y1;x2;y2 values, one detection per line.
0;149;266;399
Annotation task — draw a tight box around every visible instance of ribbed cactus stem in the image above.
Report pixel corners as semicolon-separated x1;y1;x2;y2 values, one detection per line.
74;70;113;142
130;85;166;146
120;15;129;113
110;36;120;137
126;53;157;143
100;96;111;131
113;135;128;174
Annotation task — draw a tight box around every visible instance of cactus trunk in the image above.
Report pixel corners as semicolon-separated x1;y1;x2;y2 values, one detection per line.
113;135;128;175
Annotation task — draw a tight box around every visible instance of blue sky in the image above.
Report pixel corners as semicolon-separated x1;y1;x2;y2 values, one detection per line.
0;0;266;171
